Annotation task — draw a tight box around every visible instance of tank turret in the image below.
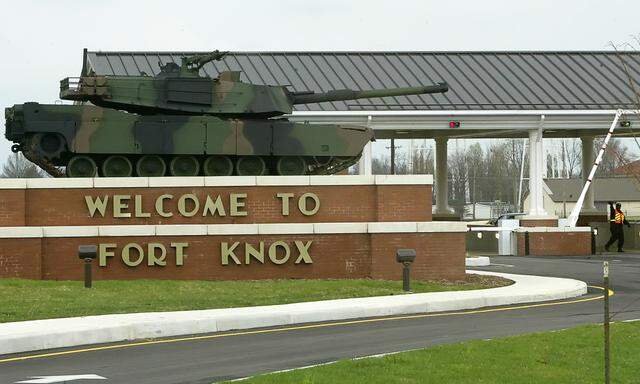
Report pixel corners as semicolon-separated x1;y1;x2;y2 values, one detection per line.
60;52;448;118
7;51;449;178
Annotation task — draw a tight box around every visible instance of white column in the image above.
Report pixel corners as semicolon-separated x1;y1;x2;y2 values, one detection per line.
434;137;453;214
527;129;549;217
581;136;597;212
358;141;372;176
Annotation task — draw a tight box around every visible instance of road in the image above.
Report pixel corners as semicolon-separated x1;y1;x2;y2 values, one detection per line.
1;254;639;384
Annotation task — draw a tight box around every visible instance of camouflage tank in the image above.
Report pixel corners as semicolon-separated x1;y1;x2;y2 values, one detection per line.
5;51;448;177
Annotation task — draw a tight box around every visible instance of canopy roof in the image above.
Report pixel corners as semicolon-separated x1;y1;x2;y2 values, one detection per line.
84;50;640;112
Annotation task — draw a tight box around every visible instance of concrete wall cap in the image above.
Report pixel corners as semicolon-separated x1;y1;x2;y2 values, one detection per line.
204;176;256;187
309;175;375;185
43;226;98;237
208;224;259;235
516;226;592;233
417;221;468;233
98;225;156;237
256;176;310;186
154;224;208;236
148;177;205;188
0;178;27;189
313;222;368;234
258;223;315;235
26;178;94;189
93;177;150;188
0;227;43;238
368;222;417;233
374;175;433;185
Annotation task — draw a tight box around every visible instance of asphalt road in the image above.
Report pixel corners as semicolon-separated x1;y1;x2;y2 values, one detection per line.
1;254;639;384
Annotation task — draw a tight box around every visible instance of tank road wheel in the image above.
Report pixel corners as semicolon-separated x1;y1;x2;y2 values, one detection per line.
32;133;65;159
170;156;200;176
136;155;166;177
276;156;307;175
102;155;133;177
66;155;97;178
203;156;234;176
236;156;267;176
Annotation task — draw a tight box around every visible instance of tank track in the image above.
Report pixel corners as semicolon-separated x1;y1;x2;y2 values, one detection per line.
22;149;65;178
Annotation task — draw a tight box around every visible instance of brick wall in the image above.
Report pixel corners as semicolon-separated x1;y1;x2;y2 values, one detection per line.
0;232;464;281
519;219;558;227
516;231;591;256
0;238;41;279
0;185;432;226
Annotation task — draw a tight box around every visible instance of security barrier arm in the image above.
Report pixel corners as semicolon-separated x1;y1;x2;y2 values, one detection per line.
567;110;623;227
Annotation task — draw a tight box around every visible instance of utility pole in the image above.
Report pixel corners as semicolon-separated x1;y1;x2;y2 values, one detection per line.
604;260;610;384
390;138;395;175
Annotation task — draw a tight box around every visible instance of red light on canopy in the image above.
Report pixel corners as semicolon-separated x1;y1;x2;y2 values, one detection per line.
449;121;460;128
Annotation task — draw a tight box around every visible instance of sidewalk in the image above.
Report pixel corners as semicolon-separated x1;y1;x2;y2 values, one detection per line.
0;270;587;355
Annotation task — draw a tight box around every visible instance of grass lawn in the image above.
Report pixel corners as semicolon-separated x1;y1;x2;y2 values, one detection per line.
0;274;509;323
236;321;640;384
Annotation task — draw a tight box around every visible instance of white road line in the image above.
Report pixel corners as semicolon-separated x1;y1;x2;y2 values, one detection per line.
16;374;106;383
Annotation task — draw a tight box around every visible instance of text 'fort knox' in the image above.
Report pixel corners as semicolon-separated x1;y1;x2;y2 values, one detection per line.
98;240;314;267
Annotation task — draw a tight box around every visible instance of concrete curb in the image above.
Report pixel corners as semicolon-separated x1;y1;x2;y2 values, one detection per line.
0;271;587;355
466;257;491;267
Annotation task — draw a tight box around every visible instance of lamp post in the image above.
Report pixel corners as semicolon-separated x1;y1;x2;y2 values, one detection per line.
396;249;416;292
78;245;98;288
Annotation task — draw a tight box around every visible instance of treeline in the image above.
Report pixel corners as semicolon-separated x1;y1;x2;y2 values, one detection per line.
369;138;635;214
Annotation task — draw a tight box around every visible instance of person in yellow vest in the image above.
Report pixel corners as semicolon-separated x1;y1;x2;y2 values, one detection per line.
604;201;631;252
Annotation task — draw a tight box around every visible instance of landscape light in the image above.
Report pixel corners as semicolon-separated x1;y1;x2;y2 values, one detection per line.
396;249;416;292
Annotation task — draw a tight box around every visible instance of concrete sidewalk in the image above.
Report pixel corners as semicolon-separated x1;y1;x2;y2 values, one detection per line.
0;271;587;356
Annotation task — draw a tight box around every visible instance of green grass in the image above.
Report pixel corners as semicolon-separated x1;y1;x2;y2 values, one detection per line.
0;275;508;323
237;321;640;384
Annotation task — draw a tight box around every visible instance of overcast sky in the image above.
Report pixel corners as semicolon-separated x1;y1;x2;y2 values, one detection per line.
1;0;639;166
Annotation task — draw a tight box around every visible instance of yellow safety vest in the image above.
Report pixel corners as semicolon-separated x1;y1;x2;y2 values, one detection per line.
614;210;625;224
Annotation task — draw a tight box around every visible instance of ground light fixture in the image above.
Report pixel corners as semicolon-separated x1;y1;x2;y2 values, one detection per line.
78;245;98;288
396;249;416;292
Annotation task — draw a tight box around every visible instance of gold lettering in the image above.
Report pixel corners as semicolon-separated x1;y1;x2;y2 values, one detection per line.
276;193;294;216
147;243;167;266
155;194;173;218
98;243;116;266
85;196;109;218
221;242;241;265
230;193;248;216
122;243;144;266
171;242;188;266
178;194;199;217
298;193;320;216
294;240;313;264
202;195;226;216
245;242;265;264
113;195;132;218
134;195;151;218
268;241;290;265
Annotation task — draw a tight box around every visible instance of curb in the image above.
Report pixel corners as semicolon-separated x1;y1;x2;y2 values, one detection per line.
466;257;491;267
0;271;587;356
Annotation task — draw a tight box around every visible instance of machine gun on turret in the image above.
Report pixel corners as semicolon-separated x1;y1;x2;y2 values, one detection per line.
181;50;229;73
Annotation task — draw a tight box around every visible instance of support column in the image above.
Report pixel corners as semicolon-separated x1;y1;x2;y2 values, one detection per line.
358;141;372;176
434;137;453;214
581;136;597;212
527;129;549;217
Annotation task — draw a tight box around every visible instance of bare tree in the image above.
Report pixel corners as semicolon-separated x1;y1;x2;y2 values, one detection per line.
1;153;46;178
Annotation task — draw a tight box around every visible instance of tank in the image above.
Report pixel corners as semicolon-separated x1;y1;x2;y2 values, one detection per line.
5;51;448;177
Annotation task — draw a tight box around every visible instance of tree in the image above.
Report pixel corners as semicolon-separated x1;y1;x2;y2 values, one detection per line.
1;153;46;178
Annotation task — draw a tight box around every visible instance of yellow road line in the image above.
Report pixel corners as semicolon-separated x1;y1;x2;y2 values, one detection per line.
0;286;612;364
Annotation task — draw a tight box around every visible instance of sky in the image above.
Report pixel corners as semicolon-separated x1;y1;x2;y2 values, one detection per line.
1;0;639;166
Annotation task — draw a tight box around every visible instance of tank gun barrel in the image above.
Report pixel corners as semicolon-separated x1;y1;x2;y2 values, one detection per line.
289;82;448;105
